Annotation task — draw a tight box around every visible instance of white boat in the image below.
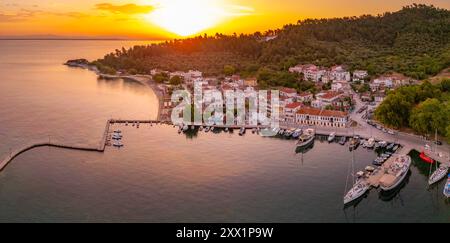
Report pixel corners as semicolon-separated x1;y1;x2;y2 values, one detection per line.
225;127;229;132
344;180;370;205
339;136;346;145
113;141;124;147
292;129;302;139
199;126;203;131
297;128;315;148
273;127;281;134
378;141;388;148
182;124;189;132
428;164;449;185
190;125;195;130
444;176;450;198
239;127;246;136
366;138;376;149
112;133;123;140
278;129;285;136
204;126;210;132
379;155;411;191
210;127;215;132
328;132;336;143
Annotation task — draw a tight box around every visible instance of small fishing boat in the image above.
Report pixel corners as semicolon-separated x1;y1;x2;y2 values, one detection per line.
339;136;347;145
239;127;246;136
199;126;203;131
328;132;336;143
190;125;195;130
225;127;229;132
386;143;395;151
113;141;124;147
210;127;215;132
392;145;399;151
365;138;376;149
428;164;449;185
278;129;285;136
420;152;434;164
377;141;388;148
204;126;210;132
292;129;302;139
182;124;189;132
284;129;293;138
349;136;360;150
444;176;450;198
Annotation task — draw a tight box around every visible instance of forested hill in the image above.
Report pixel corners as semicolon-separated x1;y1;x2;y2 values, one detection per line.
94;4;450;81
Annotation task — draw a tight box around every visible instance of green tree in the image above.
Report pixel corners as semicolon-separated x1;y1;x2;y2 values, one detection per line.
223;65;236;76
409;98;449;135
169;75;183;85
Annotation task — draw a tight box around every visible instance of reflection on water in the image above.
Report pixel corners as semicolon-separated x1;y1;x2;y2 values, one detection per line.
0;41;449;222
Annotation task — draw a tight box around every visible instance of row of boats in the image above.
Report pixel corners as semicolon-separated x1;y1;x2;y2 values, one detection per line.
111;130;124;147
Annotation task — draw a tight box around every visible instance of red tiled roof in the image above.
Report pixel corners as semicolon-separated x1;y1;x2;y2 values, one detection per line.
298;92;312;97
297;107;348;118
280;87;297;94
285;102;303;109
320;91;342;100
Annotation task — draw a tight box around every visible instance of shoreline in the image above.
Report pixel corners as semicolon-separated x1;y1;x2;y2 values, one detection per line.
64;61;164;121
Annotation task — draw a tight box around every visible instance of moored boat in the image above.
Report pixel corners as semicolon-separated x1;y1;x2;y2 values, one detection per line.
113;141;124;147
366;138;376;149
379;155;411;191
239;127;246;136
339;136;347;145
428;164;449;185
444;176;450;198
296;128;315;148
328;132;336;143
344;180;370;205
292;129;302;139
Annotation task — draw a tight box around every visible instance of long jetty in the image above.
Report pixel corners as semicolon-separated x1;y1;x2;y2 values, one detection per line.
0;119;113;172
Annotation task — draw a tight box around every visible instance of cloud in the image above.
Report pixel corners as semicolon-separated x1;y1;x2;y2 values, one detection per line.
95;3;154;14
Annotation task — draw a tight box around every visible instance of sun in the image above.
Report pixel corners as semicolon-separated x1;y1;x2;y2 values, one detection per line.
146;0;227;36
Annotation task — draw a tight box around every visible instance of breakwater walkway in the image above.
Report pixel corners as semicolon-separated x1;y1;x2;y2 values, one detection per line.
0;119;112;172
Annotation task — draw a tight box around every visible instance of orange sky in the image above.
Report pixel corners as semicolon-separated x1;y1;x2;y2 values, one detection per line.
0;0;449;39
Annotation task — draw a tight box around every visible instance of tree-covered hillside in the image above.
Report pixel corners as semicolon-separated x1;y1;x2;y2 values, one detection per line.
94;4;450;82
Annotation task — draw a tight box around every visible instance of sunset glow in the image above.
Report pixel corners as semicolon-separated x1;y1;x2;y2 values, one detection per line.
0;0;449;39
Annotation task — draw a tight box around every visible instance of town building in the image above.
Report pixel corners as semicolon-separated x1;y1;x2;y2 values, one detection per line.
295;107;350;128
283;102;303;122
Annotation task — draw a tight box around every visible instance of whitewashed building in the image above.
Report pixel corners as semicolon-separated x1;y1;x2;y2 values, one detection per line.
295;107;350;128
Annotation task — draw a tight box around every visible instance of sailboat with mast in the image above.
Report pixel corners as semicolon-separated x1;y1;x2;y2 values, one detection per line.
344;149;370;205
428;129;448;185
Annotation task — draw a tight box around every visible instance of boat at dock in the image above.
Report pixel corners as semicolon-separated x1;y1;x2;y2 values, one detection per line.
204;126;210;132
365;138;376;149
278;129;285;136
344;180;370;205
349;136;360;150
292;129;302;139
113;141;124;147
225;127;229;132
339;136;347;145
328;132;336;143
182;124;189;132
444;176;450;198
239;127;246;136
296;128;315;148
379;155;412;191
428;164;449;185
284;129;294;138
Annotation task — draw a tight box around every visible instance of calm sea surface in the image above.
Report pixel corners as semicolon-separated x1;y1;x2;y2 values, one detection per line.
0;40;448;223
